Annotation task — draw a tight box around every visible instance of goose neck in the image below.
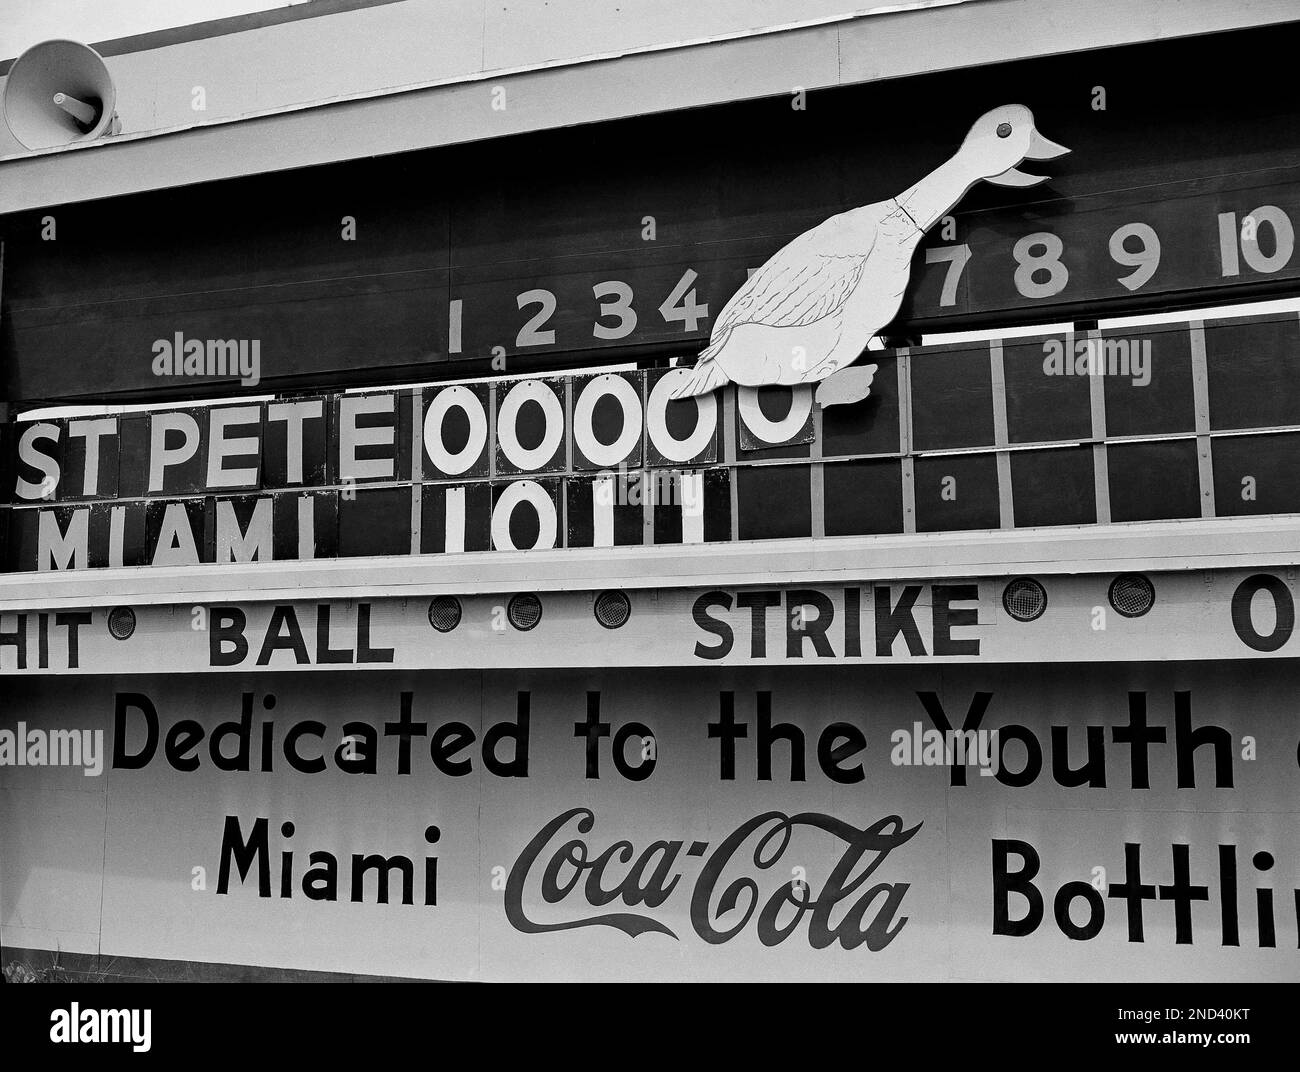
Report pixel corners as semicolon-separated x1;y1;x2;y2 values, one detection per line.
895;155;981;235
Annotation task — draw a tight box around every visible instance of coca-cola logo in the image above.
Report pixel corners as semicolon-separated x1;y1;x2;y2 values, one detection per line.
504;807;921;949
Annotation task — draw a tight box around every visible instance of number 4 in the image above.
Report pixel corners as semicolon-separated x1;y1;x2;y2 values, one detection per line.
659;269;709;332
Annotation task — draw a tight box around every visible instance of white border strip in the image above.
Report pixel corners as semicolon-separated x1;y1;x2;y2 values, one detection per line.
2;516;1298;610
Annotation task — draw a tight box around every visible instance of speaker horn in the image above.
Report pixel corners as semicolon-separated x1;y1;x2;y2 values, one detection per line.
3;39;120;150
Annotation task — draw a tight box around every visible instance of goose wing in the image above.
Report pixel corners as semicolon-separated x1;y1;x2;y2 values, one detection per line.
711;215;879;338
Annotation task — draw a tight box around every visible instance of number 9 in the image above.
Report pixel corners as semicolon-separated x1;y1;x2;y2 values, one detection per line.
1109;222;1160;291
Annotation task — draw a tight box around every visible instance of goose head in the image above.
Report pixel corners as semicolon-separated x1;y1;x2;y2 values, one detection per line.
960;104;1070;187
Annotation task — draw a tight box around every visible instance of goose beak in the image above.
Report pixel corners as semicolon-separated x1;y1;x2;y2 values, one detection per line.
988;127;1070;187
1025;129;1070;160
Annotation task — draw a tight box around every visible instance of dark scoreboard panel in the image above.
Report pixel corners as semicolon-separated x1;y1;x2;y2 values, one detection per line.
906;170;1300;324
2;24;1300;403
2;313;1297;571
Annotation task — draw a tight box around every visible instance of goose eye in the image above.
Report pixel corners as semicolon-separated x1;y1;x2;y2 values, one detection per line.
996;123;1012;138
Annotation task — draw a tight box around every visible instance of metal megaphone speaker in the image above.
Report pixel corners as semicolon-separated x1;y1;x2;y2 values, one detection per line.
2;39;121;150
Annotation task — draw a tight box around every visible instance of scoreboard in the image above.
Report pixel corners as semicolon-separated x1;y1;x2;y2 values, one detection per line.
2;19;1299;989
3;313;1297;572
2;24;1299;404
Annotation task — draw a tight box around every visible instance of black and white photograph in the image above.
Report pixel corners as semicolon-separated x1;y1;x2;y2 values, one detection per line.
0;0;1295;1049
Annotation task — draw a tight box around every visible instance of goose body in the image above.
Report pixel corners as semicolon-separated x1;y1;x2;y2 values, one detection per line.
678;201;920;396
671;104;1070;405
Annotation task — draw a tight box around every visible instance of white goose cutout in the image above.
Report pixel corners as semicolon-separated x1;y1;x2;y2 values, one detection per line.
671;104;1070;407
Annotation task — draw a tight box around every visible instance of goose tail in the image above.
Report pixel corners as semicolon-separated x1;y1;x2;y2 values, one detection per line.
668;356;729;399
669;334;731;399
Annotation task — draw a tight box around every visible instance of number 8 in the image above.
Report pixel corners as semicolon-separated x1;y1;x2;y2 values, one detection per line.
1012;232;1068;299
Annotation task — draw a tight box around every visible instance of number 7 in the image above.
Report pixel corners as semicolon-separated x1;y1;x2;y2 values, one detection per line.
924;244;972;307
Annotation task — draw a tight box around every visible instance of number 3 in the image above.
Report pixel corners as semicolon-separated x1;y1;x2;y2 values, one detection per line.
592;280;637;340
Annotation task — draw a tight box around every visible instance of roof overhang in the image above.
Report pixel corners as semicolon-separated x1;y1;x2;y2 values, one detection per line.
1;0;1297;215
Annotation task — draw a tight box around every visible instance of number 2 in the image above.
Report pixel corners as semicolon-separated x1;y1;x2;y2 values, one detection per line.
516;289;557;347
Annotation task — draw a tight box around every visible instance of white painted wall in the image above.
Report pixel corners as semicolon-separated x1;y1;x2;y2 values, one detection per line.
3;0;1297;212
0;1;969;157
